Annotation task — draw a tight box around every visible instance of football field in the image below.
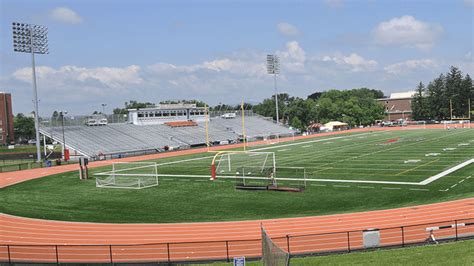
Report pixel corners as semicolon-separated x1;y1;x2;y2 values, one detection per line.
1;128;473;223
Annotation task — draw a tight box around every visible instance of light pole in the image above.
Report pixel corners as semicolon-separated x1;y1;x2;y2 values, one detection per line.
267;55;280;124
12;22;49;162
101;103;107;114
59;111;68;160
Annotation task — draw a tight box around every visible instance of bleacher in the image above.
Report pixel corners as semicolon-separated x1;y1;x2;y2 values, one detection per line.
39;115;293;158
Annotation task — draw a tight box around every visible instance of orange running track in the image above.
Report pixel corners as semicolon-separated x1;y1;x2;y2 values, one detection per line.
1;126;473;263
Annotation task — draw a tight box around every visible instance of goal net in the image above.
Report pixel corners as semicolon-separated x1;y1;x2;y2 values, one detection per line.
211;151;275;181
443;120;471;129
261;227;290;266
95;162;159;189
404;120;426;129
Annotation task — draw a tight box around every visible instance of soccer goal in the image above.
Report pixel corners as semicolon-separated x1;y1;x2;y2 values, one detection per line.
95;162;159;189
443;120;471;129
405;120;426;129
210;151;276;181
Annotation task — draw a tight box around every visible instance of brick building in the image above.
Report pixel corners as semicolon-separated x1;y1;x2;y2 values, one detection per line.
377;91;416;121
0;92;14;145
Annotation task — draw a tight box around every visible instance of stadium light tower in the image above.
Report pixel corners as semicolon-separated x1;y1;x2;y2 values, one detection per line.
266;55;280;124
12;22;49;163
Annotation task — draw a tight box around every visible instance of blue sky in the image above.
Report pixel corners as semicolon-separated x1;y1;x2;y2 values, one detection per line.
1;0;473;115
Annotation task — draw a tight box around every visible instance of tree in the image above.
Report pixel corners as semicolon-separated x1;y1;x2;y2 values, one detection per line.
253;93;293;122
412;82;429;120
445;66;466;118
13;113;35;143
426;76;447;120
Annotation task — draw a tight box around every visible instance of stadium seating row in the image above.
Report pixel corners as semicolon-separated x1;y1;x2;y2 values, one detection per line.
39;116;293;158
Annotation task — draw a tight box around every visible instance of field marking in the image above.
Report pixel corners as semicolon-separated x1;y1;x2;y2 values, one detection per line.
419;159;474;185
395;159;440;176
382;187;401;190
250;132;376;152
409;188;430;191
358;186;374;189
333;185;350;188
438;175;471;192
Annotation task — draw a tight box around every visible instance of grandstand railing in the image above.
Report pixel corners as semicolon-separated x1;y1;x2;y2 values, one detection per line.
1;218;472;264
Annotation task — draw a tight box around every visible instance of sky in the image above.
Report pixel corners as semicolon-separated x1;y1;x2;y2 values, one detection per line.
1;0;473;116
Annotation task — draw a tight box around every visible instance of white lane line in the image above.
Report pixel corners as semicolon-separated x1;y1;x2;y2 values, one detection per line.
333;185;350;188
382;187;401;190
358;186;374;189
458;179;465;184
409;188;430;191
450;184;458;189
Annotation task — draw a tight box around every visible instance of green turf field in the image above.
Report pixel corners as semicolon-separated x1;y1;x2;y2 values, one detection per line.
206;240;474;266
1;129;473;223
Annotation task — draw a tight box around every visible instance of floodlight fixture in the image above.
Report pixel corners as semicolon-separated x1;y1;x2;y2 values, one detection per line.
12;22;49;162
266;54;281;124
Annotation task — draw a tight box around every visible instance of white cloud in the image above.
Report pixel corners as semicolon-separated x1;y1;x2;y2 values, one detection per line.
51;7;83;24
13;65;142;91
465;51;472;61
321;53;378;72
277;22;301;37
372;16;443;51
324;0;344;8
276;41;307;73
384;59;438;74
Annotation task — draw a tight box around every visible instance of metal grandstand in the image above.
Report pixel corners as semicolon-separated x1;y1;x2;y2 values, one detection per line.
39;113;294;159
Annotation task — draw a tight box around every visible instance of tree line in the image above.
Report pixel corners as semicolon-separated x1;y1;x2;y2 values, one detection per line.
253;88;385;130
412;67;473;121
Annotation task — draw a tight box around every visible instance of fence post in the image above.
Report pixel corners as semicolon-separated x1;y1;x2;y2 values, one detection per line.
55;245;59;264
226;241;230;262
167;243;171;265
455;220;458;241
7;245;11;264
347;232;351;252
109;245;113;263
401;226;405;247
286;235;291;255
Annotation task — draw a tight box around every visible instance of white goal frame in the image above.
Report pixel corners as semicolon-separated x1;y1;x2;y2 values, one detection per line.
210;151;276;180
95;162;159;189
443;120;471;129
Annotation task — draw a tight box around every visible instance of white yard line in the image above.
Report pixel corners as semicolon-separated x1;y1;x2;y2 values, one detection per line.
250;132;376;152
418;159;474;185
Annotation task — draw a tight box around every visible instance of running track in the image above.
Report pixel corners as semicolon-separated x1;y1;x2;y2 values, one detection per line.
1;126;473;263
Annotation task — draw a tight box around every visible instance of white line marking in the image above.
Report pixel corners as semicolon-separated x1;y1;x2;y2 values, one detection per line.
310;184;326;187
409;188;429;191
302;145;312;148
419;159;474;185
334;185;350;188
358;186;374;189
250;132;376;152
382;187;401;190
450;184;458;189
458;179;465;184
